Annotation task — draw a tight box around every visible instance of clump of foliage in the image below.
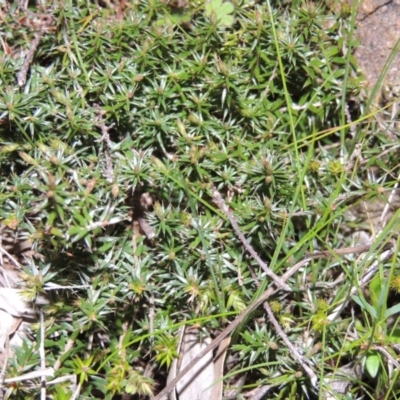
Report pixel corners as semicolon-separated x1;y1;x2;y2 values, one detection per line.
1;0;399;399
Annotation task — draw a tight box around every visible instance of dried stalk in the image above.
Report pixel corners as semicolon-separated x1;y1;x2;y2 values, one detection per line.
211;187;290;291
94;104;115;183
17;28;45;87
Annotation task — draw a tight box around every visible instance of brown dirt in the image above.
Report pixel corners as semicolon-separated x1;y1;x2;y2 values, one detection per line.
352;0;400;89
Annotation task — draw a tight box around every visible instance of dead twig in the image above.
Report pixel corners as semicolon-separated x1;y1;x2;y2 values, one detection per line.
378;175;400;231
16;28;45;87
39;309;46;400
54;338;75;372
305;244;373;259
16;14;53;87
245;384;272;400
211;186;290;291
0;247;22;270
263;301;317;385
94;104;115;183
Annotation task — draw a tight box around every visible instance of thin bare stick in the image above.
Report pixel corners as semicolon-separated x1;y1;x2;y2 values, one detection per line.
39;309;46;400
0;247;22;269
375;345;400;369
149;294;155;343
17;13;54;87
101;124;115;183
346;142;362;172
71;382;81;400
378;175;400;230
344;103;356;138
3;368;54;383
54;338;75;371
94;104;115;183
263;301;317;385
17;29;45;87
211;187;290;291
305;244;373;259
0;334;10;397
0;225;4;267
137;216;155;240
246;384;272;400
117;321;129;365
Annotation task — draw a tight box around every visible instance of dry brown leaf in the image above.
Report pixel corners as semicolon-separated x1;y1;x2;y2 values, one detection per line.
211;336;230;400
161;327;216;400
176;331;214;400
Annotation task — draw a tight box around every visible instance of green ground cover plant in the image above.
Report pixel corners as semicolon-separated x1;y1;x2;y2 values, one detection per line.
0;0;400;399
